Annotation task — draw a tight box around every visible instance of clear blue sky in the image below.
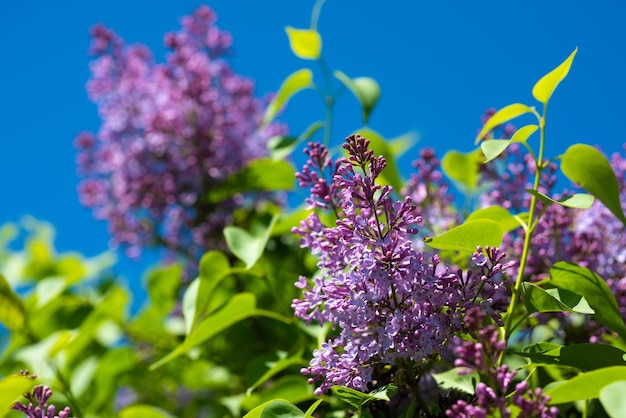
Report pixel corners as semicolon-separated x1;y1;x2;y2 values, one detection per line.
1;0;625;289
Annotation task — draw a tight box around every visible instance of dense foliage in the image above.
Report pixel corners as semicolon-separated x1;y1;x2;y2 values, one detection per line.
2;2;626;418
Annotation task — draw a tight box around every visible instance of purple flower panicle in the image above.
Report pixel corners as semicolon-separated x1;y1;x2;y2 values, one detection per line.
293;135;513;396
76;6;286;261
12;371;73;418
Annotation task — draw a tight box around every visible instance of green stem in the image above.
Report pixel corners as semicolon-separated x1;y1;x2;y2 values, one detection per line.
318;58;334;147
499;105;548;364
310;0;327;31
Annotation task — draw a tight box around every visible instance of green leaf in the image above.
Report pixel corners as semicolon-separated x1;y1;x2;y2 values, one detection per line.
441;148;484;190
432;368;479;395
544;366;626;404
424;220;503;252
532;48;578;104
334;71;381;124
550;262;626;339
260;400;305;418
257;376;314;406
475;103;535;144
560;143;626;224
264;69;313;125
480;124;538;162
303;399;324;418
519;343;626;371
119;405;177;418
526;189;595;209
242;400;292;418
331;384;398;409
182;251;232;335
0;274;26;330
355;129;404;192
522;282;594;314
152;293;262;369
600;380;626;418
187;292;257;348
224;214;279;269
34;276;66;308
208;159;296;203
268;121;323;161
146;264;181;316
465;206;523;232
285;27;321;60
247;351;307;395
388;131;419;157
0;375;33;413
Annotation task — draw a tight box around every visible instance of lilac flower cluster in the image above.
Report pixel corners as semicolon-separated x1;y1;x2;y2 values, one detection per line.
292;135;513;396
76;6;286;260
12;371;73;418
447;311;558;418
403;147;459;241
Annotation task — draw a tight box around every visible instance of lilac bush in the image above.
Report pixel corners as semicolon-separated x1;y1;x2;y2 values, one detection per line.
76;5;286;261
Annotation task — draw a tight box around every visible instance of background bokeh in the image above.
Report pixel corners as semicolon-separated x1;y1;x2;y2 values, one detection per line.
2;0;625;291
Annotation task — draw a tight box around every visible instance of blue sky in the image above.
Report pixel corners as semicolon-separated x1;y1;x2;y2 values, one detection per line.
1;0;625;290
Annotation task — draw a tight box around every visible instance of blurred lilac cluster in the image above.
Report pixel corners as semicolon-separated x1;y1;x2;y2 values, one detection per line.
76;6;285;261
292;135;512;396
447;310;558;417
12;371;73;418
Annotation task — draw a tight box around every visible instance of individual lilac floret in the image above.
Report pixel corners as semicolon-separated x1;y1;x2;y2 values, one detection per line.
76;6;286;261
293;135;513;397
12;371;73;418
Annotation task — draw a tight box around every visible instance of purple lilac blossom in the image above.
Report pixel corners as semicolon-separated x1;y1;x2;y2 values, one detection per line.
403;147;460;242
447;311;558;418
292;135;513;397
12;371;73;418
76;6;286;261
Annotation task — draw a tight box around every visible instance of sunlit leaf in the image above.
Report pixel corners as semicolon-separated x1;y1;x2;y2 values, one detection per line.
560;143;626;224
424;220;503;252
225;215;279;269
432;368;479;395
518;343;626;371
268;121;323;161
388;131;419;157
119;405;177;418
0;375;33;413
242;399;292;418
441;148;484;190
304;399;324;418
532;48;578;104
475;103;535;144
264;69;313;125
260;400;305;418
285;27;321;60
34;276;66;308
545;366;626;404
0;274;26;330
331;384;398;410
208;159;296;203
335;71;381;124
549;262;626;340
355;129;404;192
247;350;307;395
257;375;314;406
521;282;594;314
480;124;538;162
465;206;523;232
526;189;594;209
600;380;626;418
146;264;182;316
